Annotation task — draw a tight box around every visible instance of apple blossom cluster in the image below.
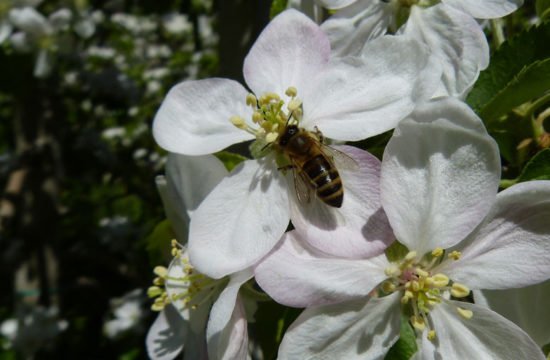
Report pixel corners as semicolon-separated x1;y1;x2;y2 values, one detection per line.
148;3;550;360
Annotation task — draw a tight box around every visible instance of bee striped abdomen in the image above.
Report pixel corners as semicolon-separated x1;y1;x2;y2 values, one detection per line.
303;155;343;208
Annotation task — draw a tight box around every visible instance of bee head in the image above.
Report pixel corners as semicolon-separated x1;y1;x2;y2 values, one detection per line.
278;125;299;146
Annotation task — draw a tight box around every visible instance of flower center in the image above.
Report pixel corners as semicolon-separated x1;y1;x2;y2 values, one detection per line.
381;248;472;341
229;86;303;156
148;240;227;312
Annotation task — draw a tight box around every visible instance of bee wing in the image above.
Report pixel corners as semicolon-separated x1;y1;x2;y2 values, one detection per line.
322;145;359;171
291;164;312;205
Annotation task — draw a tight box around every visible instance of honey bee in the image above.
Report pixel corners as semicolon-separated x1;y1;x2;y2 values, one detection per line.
276;125;357;208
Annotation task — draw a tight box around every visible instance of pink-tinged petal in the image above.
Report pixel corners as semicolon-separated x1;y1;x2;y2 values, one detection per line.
243;9;330;98
302;36;439;141
402;4;489;99
278;292;402;360
476;283;550;347
146;305;186;360
424;301;545;360
438;181;550;289
207;291;251;360
254;231;389;307
321;0;390;58
206;268;253;360
443;0;523;19
290;146;394;259
380;98;500;256
189;159;290;278
153;79;254;155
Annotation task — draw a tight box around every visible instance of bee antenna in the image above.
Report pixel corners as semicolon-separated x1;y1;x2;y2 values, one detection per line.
286;111;294;126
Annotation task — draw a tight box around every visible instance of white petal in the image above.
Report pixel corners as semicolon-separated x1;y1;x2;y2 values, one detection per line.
189;159;290;278
146;306;186;360
34;49;52;78
443;0;523;19
302;36;439;141
279;292;402;360
165;255;213;334
207;269;253;360
380;98;500;255
425;301;545;360
0;21;13;44
9;7;51;37
321;0;390;58
48;8;72;31
290;146;394;258
316;0;356;9
439;181;550;289
153;79;254;155
402;4;489;99
9;31;31;52
476;283;550;347
255;231;389;307
243;9;330;98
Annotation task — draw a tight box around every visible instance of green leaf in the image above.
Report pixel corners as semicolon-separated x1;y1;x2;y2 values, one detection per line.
467;22;550;118
479;59;550;121
215;151;247;171
536;0;550;20
145;219;176;263
270;0;288;19
385;316;418;360
518;148;550;182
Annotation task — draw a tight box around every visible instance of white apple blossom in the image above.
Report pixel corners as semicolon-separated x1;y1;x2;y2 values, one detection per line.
318;1;491;98
255;98;550;359
153;9;438;279
147;154;255;360
8;6;72;77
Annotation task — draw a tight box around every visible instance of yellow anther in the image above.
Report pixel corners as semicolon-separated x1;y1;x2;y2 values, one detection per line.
415;268;429;278
405;251;417;262
411;281;420;292
287;98;302;112
246;93;257;107
153;277;164;286
230;116;247;129
410;315;426;331
265;132;278;143
151;302;165;311
457;307;473;319
171;247;179;257
448;250;462;261
147;286;163;298
384;264;400;277
381;281;396;293
431;274;449;288
252;111;263;123
401;291;412;304
404;281;412;289
285;86;297;97
451;283;470;298
431;248;444;257
171;239;178;247
427;330;436;341
154;266;168;278
271;123;279;132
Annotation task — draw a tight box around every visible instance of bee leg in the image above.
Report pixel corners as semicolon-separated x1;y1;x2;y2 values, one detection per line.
313;126;324;143
277;165;296;172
